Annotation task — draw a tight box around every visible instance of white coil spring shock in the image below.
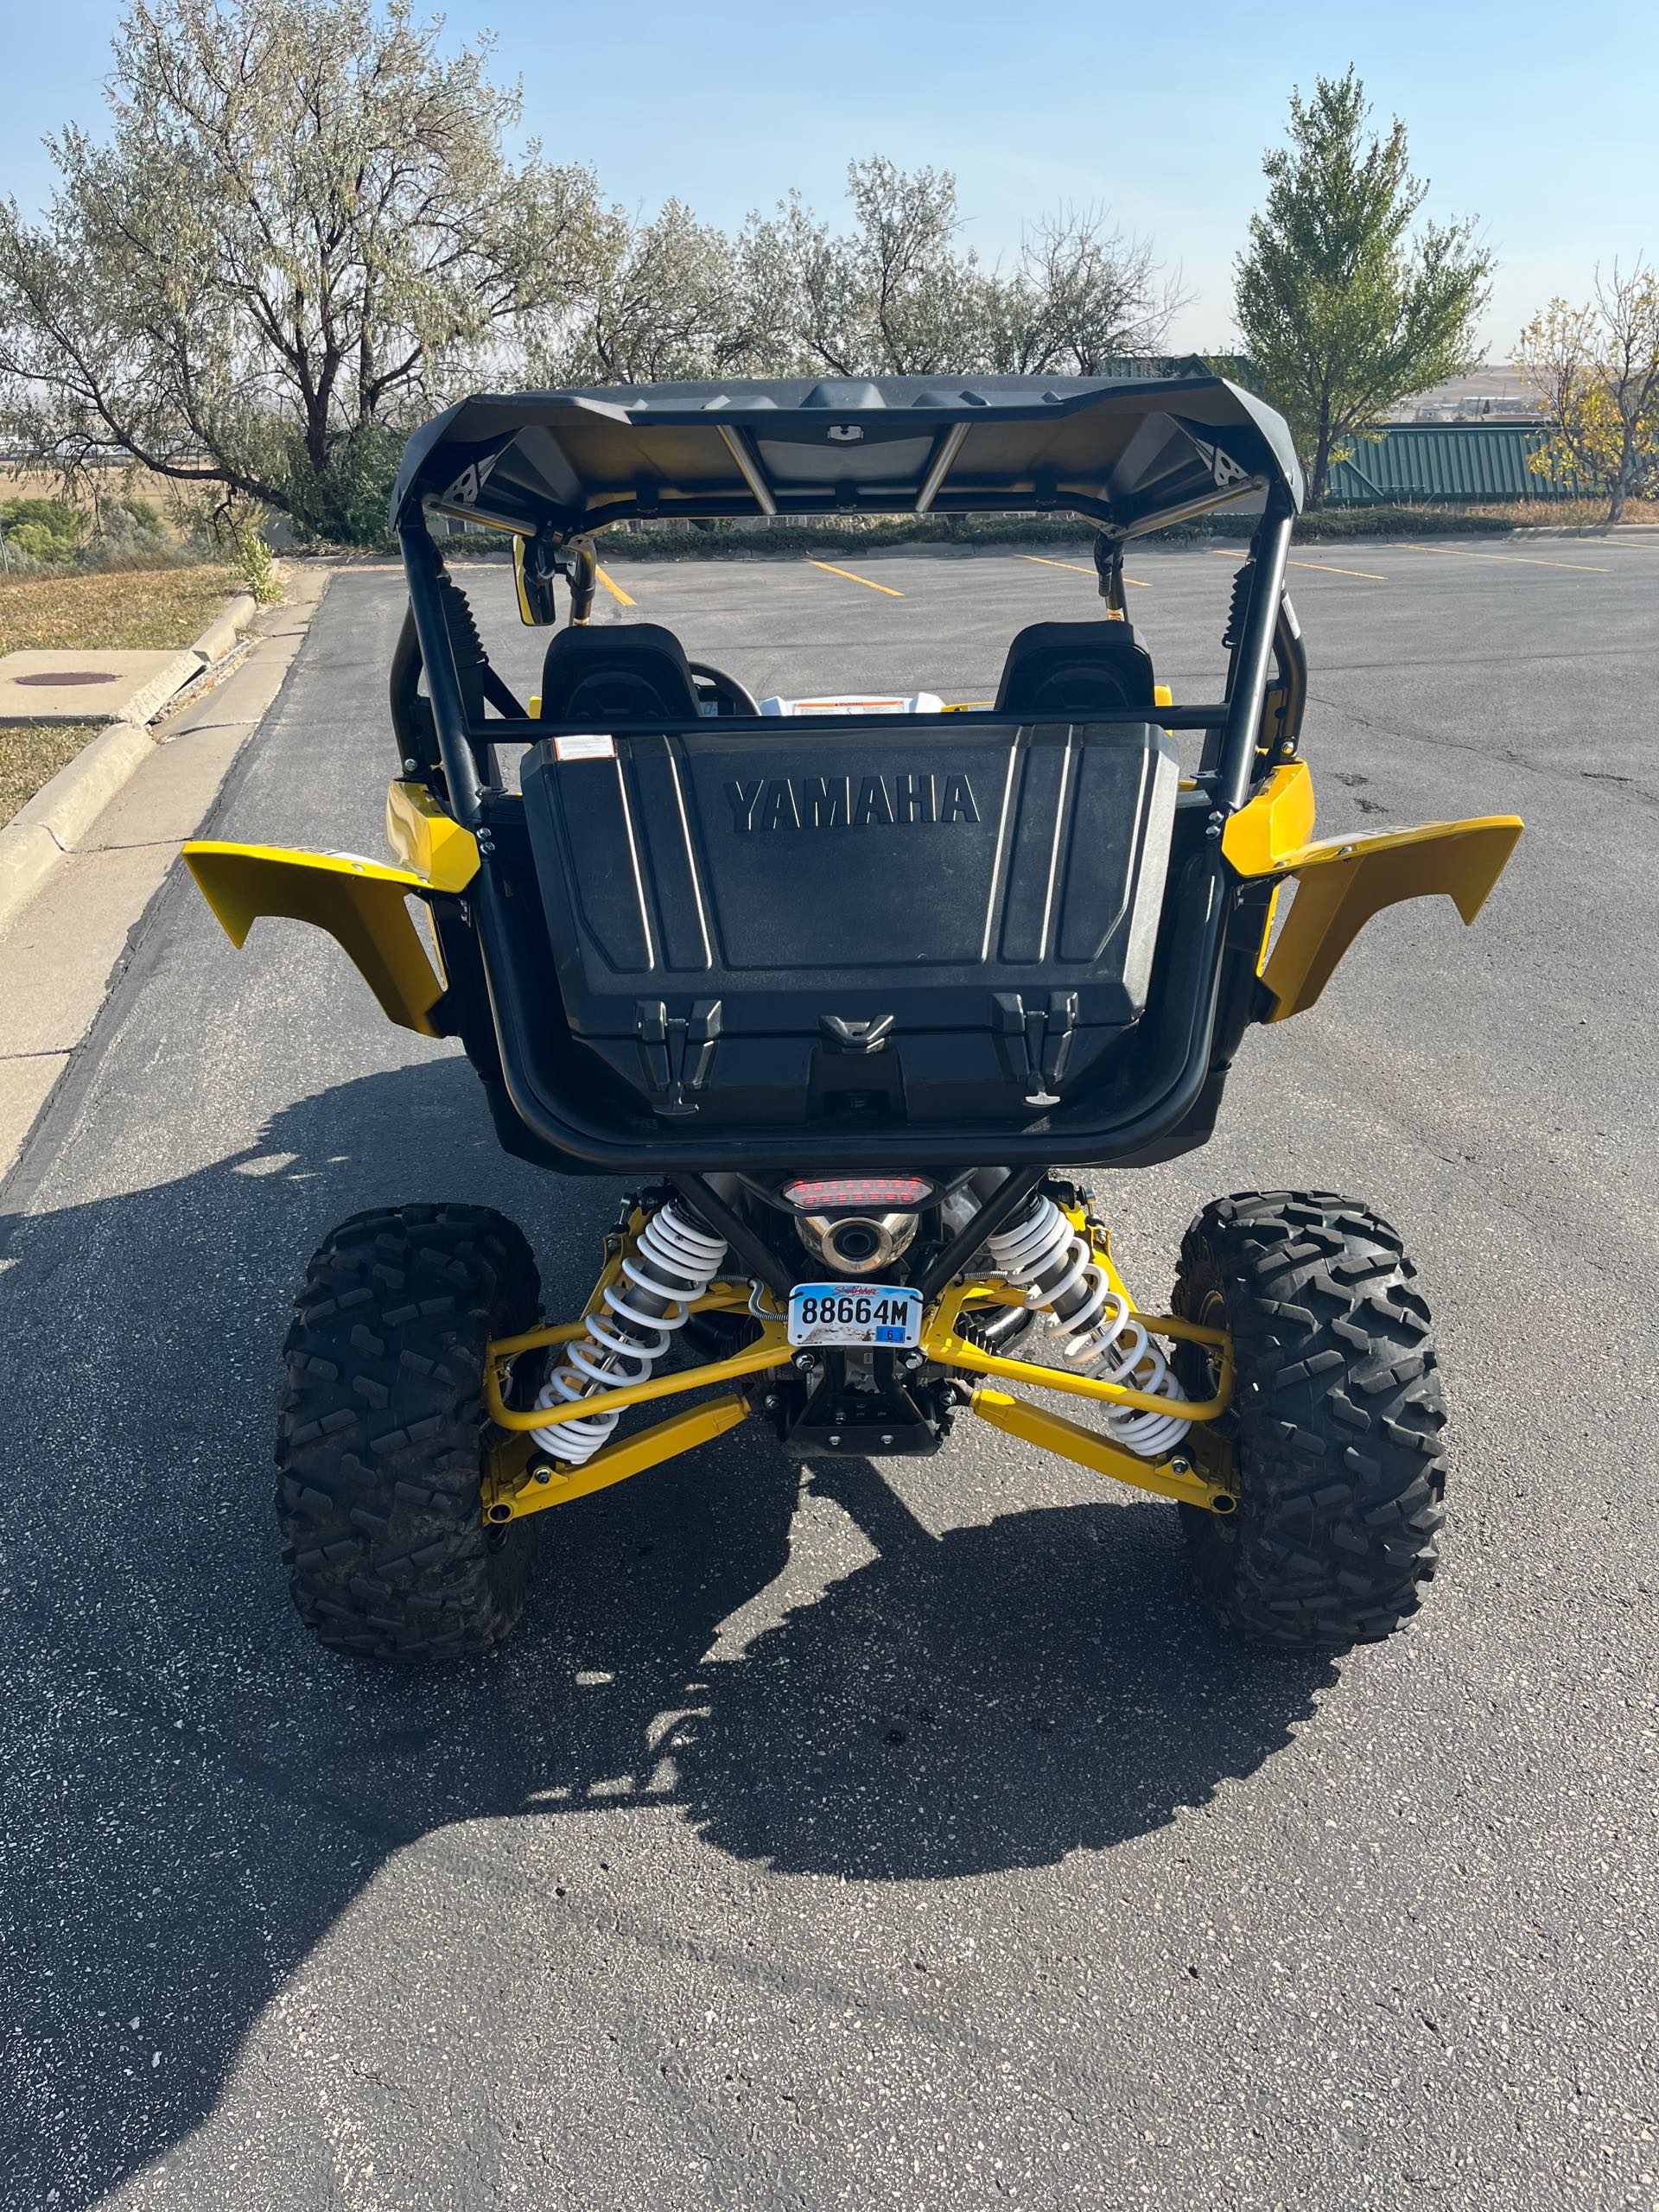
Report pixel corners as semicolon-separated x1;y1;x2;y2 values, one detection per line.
985;1196;1191;1458
530;1203;728;1465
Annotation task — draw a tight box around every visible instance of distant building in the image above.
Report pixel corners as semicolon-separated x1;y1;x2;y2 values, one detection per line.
1390;362;1547;423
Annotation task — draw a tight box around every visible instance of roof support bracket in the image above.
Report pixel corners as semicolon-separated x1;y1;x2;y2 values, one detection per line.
718;425;778;516
914;423;969;515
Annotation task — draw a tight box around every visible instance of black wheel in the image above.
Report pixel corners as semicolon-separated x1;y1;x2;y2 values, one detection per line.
275;1202;541;1660
1173;1191;1446;1649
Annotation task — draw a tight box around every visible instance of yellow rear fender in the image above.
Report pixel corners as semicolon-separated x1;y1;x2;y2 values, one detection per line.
1222;772;1522;1021
182;841;448;1036
384;779;480;892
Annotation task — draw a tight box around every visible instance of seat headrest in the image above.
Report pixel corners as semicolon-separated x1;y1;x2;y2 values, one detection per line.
539;621;701;724
995;620;1156;717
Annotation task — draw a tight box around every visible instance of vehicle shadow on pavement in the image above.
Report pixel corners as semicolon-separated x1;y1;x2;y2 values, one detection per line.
671;1457;1334;1878
0;1057;1332;2209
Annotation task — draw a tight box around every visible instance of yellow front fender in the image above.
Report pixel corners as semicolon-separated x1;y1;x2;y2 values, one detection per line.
183;842;447;1036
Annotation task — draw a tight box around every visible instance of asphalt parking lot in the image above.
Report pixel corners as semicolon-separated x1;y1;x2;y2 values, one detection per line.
3;534;1656;2209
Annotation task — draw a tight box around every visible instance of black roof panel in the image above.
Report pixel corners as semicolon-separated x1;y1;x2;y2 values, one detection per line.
391;373;1302;538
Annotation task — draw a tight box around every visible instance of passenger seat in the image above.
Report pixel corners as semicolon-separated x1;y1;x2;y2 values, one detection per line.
994;620;1158;717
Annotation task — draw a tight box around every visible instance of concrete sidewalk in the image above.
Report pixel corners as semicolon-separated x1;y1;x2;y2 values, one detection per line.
0;566;333;1178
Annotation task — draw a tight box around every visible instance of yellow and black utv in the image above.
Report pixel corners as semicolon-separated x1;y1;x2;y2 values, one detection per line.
185;374;1521;1661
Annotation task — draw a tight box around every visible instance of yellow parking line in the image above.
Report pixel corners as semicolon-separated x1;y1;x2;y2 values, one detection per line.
1393;543;1607;573
1205;550;1384;581
1288;557;1386;580
594;563;635;606
806;558;903;597
1022;555;1149;587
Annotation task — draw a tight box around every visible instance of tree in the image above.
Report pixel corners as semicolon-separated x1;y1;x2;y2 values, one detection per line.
750;159;1182;384
536;200;790;386
982;207;1184;377
1516;265;1659;522
1234;68;1493;506
0;0;608;537
0;19;1193;540
760;158;988;378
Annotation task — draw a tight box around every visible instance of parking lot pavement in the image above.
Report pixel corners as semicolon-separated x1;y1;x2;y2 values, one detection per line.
2;543;1656;2210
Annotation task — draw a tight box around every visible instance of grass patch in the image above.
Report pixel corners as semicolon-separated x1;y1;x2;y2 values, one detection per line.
1265;506;1515;541
0;723;98;828
1464;495;1659;530
0;563;236;654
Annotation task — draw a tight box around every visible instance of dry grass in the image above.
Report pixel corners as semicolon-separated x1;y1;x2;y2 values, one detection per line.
2;461;187;512
1464;496;1659;529
0;563;238;825
0;723;98;827
0;563;236;654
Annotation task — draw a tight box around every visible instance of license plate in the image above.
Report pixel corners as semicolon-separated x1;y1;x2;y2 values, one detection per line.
786;1283;923;1349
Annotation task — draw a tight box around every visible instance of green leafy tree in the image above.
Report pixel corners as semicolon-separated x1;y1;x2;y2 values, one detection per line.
0;0;608;538
0;496;82;565
1516;264;1659;522
1234;69;1493;505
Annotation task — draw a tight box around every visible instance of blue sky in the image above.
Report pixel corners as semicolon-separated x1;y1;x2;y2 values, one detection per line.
4;0;1656;355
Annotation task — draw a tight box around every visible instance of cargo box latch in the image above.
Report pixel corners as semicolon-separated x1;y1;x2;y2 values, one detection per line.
634;998;723;1116
993;991;1078;1108
818;1013;895;1055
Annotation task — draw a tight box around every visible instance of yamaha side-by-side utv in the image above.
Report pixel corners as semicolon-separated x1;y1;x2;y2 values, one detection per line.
185;374;1522;1660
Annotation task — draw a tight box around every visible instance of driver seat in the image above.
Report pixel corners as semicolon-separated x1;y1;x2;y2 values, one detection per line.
995;620;1157;717
539;622;702;724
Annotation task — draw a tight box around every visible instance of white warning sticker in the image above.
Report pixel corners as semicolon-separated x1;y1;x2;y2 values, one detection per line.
553;733;617;761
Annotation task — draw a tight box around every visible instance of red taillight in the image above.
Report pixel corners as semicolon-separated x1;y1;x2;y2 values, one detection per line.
781;1175;934;1210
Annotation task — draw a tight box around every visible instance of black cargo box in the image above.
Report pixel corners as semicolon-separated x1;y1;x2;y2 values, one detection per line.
520;718;1178;1126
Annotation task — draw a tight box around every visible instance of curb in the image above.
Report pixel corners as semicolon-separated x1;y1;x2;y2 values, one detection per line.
0;564;333;1182
0;590;260;934
114;649;206;729
188;594;257;668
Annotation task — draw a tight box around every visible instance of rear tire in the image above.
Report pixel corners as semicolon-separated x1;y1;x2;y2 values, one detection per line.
275;1202;541;1660
1173;1191;1446;1649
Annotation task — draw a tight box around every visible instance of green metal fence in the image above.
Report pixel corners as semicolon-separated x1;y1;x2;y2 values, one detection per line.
1325;423;1589;505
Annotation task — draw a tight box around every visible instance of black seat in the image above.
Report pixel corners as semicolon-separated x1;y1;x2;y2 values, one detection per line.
995;620;1157;717
540;621;702;723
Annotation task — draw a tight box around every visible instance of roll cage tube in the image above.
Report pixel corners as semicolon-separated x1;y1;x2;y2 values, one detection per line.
393;500;1294;1173
1204;534;1306;789
1213;503;1293;814
397;502;1294;791
403;527;490;827
1274;592;1308;755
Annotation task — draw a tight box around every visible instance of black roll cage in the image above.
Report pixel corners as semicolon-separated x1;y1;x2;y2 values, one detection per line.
394;493;1303;1177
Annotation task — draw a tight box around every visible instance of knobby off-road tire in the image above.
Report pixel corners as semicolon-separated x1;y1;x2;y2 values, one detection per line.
1173;1191;1446;1649
276;1203;541;1660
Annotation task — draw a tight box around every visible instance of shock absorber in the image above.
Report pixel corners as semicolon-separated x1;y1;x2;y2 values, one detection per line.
531;1202;728;1465
985;1195;1191;1457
